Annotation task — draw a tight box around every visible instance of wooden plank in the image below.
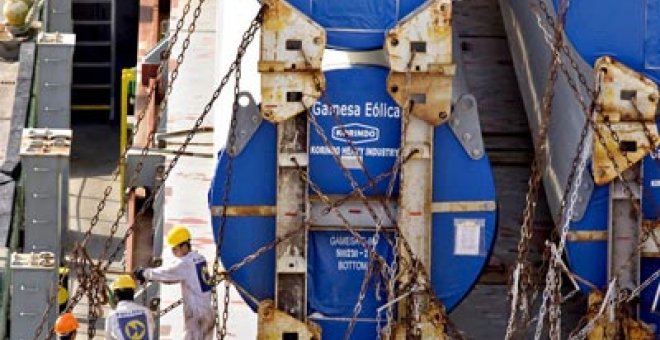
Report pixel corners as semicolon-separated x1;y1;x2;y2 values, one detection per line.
454;0;506;37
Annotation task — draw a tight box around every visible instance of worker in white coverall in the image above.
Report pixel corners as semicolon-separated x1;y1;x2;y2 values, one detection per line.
134;225;216;339
105;275;155;340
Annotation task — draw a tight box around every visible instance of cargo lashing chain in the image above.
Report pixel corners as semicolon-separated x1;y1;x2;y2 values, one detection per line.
505;0;571;338
516;1;659;338
541;0;660;309
32;282;59;340
304;37;451;336
208;7;267;337
58;0;210;335
303;29;460;336
525;1;660;338
154;150;408;320
51;0;199;329
305;106;460;338
45;4;264;339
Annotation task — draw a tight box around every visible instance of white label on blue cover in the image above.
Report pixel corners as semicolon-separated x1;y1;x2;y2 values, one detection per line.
341;155;363;169
454;218;486;256
329;235;373;271
652;179;660;187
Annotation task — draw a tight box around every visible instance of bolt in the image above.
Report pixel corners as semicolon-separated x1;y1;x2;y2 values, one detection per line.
471;149;481;157
251;115;258;123
463;132;472;142
452;118;460;127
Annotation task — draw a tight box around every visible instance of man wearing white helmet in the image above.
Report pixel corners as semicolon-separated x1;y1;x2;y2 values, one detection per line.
134;225;215;340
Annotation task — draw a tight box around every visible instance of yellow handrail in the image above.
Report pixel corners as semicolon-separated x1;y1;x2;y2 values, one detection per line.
120;67;136;206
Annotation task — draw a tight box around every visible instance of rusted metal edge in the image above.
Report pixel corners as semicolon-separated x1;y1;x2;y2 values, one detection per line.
566;230;608;242
210;205;277;217
431;200;496;213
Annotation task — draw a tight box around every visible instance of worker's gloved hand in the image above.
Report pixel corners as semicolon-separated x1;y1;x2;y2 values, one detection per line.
133;267;146;284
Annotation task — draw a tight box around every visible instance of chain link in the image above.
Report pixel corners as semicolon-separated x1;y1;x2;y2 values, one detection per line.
506;0;571;337
50;4;264;338
526;1;660;338
32;282;58;340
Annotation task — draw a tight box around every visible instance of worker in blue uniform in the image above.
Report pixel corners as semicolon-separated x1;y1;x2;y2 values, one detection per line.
105;275;155;340
134;225;216;340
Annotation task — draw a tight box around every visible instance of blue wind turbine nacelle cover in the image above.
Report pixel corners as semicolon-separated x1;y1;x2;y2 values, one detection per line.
284;0;428;50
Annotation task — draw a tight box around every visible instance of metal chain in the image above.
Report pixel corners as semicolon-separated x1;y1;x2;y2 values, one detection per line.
60;0;197;319
56;5;263;336
530;2;660;337
74;0;208;334
505;0;571;337
54;0;197;329
155;159;407;320
210;8;265;337
535;116;593;339
32;282;58;340
69;0;195;257
306;107;454;338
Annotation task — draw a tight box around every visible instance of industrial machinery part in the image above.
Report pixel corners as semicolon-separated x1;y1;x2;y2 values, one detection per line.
19;128;71;261
10;252;58;339
210;0;497;338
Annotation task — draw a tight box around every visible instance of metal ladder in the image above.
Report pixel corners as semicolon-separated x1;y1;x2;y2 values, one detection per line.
70;0;115;120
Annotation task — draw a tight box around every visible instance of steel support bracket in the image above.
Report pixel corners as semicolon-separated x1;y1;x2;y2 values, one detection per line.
592;56;659;185
449;94;485;160
275;115;308;319
257;300;320;340
259;0;326;123
385;0;455;126
227;92;262;156
125;149;166;189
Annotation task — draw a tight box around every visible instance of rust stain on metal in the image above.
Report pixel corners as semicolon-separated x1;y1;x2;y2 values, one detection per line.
259;0;326;123
385;0;455;126
565;230;608;242
257;300;321;340
210;205;277;217
593;57;660;185
393;302;446;339
431;200;497;213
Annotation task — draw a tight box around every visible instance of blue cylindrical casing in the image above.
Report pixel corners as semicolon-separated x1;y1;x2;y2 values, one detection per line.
209;64;497;338
285;0;427;50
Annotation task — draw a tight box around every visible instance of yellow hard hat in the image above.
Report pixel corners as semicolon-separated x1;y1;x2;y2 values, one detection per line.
166;225;191;248
59;267;69;276
110;274;136;291
54;312;79;335
57;285;68;305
